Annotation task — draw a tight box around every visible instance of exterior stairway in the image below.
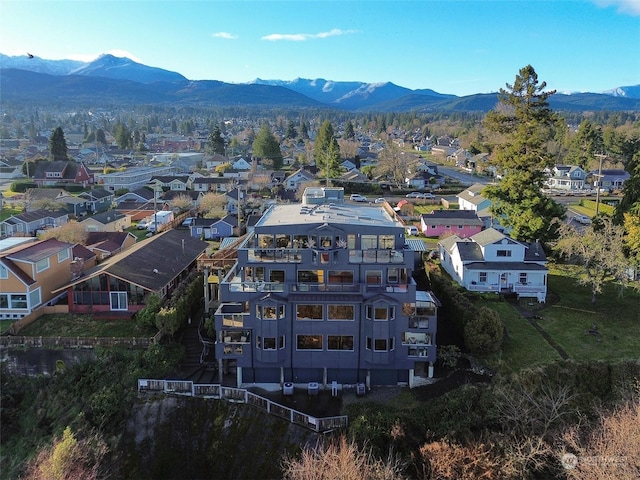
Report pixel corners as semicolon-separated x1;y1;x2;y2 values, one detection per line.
176;320;217;384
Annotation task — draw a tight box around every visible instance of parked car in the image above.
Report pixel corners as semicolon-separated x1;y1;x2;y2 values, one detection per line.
423;193;436;199
350;194;368;202
406;226;419;236
137;219;149;230
374;198;387;204
405;192;424;198
181;217;195;227
574;214;591;225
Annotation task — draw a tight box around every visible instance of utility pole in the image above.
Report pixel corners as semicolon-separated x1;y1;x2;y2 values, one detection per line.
594;153;606;216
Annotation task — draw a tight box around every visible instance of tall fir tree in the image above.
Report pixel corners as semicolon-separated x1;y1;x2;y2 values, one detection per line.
49;126;68;161
483;65;565;242
208;125;226;155
313;120;341;184
252;122;283;169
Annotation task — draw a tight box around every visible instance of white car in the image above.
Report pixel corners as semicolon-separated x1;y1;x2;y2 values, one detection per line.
405;192;423;198
574;214;591;225
350;194;368;202
374;198;387;204
181;217;195;227
137;220;149;230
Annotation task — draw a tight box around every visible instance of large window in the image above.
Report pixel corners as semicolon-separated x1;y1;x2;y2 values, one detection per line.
328;335;354;351
270;270;285;283
298;270;323;283
57;248;70;263
379;234;394;249
36;257;50;273
263;337;277;350
29;289;41;309
366;305;395;321
497;249;512;257
366;270;382;284
110;292;128;311
10;294;27;309
374;338;388;351
297;335;323;350
361;235;377;249
328;304;354;321
328;270;353;285
296;304;323;320
257;305;278;319
0;264;7;279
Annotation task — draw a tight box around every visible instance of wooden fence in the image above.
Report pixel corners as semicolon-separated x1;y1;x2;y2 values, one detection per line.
138;379;348;433
0;334;158;349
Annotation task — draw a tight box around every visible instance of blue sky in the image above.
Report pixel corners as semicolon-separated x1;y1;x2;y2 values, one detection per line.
1;0;639;96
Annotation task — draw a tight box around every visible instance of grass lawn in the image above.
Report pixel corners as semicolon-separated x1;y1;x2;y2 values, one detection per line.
474;297;562;373
535;264;640;362
0;204;23;221
0;319;15;334
17;314;157;338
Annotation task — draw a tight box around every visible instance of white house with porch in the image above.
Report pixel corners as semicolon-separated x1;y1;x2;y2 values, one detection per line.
438;228;548;302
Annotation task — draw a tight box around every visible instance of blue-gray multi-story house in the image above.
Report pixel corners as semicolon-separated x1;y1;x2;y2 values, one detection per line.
208;187;439;389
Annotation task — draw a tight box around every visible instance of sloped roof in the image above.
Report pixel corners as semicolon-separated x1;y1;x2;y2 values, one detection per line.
55;230;208;293
4;238;72;263
83;210;126;225
421;210;483;226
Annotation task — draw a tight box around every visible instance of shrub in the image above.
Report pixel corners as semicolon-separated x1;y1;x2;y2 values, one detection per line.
463;307;504;354
438;345;462;368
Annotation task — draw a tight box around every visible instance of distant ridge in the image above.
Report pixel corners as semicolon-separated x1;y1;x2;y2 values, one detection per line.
1;53;638;112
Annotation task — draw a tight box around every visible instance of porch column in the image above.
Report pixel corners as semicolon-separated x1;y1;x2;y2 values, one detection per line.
409;368;415;388
236;366;242;388
428;362;434;378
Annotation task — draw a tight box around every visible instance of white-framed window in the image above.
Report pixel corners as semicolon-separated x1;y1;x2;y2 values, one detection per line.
57;248;70;263
10;294;27;309
519;272;528;284
36;257;50;273
497;249;512;257
109;292;128;311
0;264;8;279
328;304;354;321
29;288;41;309
296;334;323;350
327;335;354;351
479;272;487;283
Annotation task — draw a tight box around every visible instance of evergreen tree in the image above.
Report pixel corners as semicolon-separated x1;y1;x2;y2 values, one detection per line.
286;120;297;140
252;122;283;169
483;65;564;242
114;123;132;150
49;126;68;161
208;125;226;155
314;120;341;184
300;121;309;140
344;120;355;140
96;129;107;146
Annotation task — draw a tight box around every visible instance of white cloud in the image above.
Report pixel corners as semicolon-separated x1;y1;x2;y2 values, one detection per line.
261;28;357;42
592;0;640;16
212;32;238;40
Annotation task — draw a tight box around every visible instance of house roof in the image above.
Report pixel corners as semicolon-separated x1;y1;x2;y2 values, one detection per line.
26;188;70;200
4;209;68;223
470;228;517;247
82;211;126;225
456;183;488;206
4;238;72;263
421;210;483;226
55;230;208;293
72;244;97;261
86;231;134;249
79;188;113;200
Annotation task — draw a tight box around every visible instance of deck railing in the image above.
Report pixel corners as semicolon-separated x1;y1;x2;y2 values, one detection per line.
138;379;348;433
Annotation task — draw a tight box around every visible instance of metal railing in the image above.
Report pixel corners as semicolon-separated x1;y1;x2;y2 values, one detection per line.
138;379;348;433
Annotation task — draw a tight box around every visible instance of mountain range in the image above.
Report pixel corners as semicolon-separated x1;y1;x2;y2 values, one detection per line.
1;53;639;112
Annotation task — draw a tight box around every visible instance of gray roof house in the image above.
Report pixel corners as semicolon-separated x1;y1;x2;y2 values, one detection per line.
209;187;440;389
438;228;548;302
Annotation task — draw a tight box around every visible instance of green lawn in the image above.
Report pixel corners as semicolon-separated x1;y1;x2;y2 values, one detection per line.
474;298;562;373
0;204;23;221
534;264;640;362
17;314;156;338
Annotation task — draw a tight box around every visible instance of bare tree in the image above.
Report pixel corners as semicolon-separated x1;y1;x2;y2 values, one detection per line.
560;400;640;480
553;216;630;303
39;221;87;245
169;194;193;213
199;192;226;218
374;141;418;187
281;435;405;480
